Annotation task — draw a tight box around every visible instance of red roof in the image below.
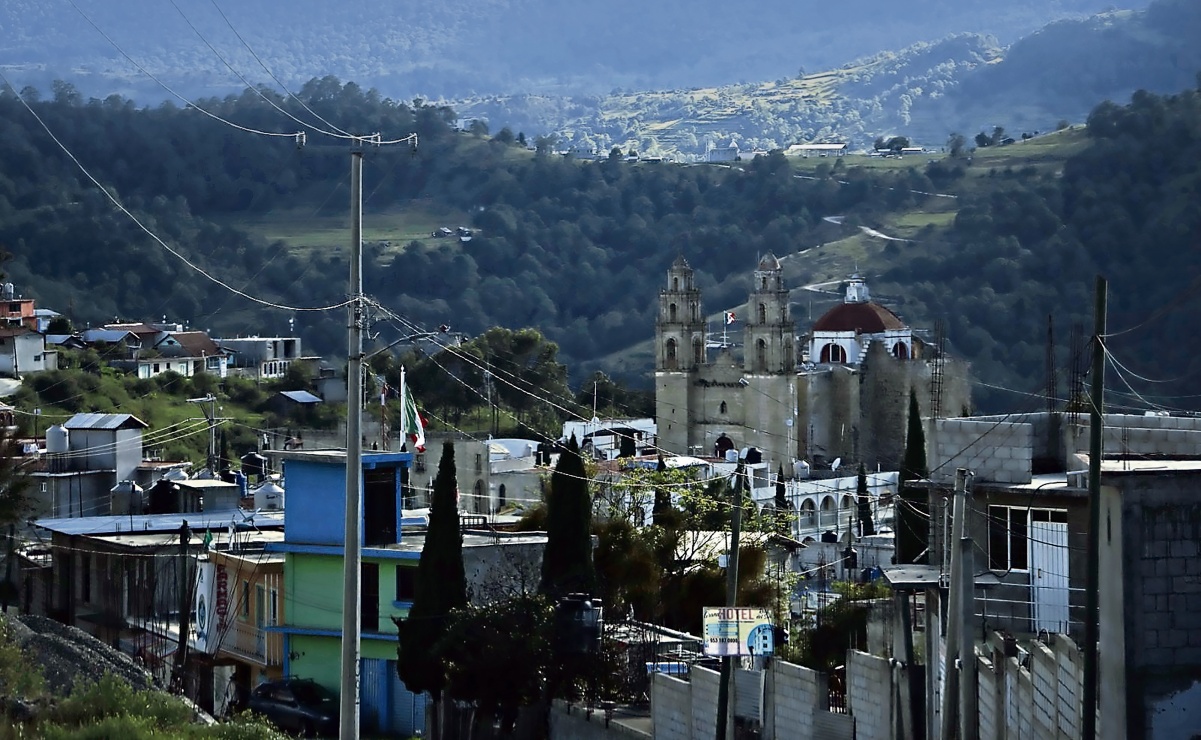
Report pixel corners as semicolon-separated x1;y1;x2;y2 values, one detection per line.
812;302;905;333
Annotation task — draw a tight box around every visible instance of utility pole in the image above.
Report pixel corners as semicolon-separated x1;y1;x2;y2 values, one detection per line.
187;395;219;475
2;523;14;614
715;464;744;740
1083;275;1106;740
940;468;969;739
173;519;192;692
340;149;365;740
958;471;977;740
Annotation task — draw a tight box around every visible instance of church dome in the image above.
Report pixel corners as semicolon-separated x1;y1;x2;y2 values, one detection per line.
812;301;905;333
757;254;781;271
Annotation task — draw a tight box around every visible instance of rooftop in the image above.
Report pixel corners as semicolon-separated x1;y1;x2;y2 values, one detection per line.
34;510;285;537
811;301;906;334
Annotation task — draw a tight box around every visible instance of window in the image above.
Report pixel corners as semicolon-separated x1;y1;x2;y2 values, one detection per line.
152;363;160;373
269;589;279;626
988;506;1029;571
756;339;767;371
758;303;767;323
669;303;678;322
693;338;703;366
33;354;41;362
395;566;417;602
241;580;250;619
362;563;379;631
665;339;678;370
720;401;728;415
820;344;847;363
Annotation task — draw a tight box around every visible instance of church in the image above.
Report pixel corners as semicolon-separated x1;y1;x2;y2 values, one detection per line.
654;255;972;473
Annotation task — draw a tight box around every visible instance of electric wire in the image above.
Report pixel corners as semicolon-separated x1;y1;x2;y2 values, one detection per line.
63;0;301;140
0;67;353;314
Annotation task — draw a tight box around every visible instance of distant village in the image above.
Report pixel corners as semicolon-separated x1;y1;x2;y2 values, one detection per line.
0;254;1195;739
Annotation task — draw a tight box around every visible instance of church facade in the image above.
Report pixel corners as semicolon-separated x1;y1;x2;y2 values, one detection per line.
654;256;972;473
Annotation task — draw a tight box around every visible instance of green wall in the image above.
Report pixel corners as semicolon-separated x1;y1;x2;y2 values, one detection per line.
288;635;405;693
286;553;415;634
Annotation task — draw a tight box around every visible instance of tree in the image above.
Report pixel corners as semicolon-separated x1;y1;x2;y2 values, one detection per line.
540;435;596;598
975;131;992;148
856;463;875;537
46;316;71;334
0;428;33;611
395;441;467;739
947;132;967;158
652;454;671;525
896;390;928;564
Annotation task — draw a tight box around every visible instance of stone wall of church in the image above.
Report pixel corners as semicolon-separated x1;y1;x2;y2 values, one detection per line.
859;341;918;470
656;370;692;455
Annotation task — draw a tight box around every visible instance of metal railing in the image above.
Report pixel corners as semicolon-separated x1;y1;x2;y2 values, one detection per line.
221;619;283;666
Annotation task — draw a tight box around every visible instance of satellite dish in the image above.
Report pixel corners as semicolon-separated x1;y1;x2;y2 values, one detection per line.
831;457;842;473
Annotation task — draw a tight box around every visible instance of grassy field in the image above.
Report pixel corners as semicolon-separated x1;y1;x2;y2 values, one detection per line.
220;201;469;260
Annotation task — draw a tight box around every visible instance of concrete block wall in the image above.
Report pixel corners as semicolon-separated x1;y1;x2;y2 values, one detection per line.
930;418;1033;484
847;650;892;740
765;660;823;739
690;665;720;740
977;653;1001;740
651;672;692;740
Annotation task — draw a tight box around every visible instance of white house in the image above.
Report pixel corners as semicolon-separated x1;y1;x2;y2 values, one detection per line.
217;336;305;379
0;327;55;376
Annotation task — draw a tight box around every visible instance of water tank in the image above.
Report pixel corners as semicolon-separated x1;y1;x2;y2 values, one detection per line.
724;449;738;463
254;480;285;511
241;452;267;480
110;481;144;515
163;467;190;481
793;459;811;479
46;424;69;454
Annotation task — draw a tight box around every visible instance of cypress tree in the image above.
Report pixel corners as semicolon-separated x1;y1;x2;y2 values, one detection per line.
897;389;929;563
774;464;790;535
856;463;876;537
396;441;467;733
652;453;671;525
540;435;597;598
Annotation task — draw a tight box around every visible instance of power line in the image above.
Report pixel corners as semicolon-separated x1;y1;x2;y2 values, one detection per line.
0;68;353;314
62;0;301;140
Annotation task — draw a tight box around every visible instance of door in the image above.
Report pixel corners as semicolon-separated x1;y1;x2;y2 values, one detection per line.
1030;511;1070;633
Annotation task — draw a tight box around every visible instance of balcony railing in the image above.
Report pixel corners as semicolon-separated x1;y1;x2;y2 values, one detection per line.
221;619;283;666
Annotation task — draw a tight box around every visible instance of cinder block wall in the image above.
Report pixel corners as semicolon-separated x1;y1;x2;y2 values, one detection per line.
930;418;1033;484
766;660;823;738
651;672;692;740
847;650;892;740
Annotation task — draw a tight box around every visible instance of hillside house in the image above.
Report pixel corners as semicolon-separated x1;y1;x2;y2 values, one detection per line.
217;336;308;380
0;327;55;376
706;141;740;162
785;142;848;157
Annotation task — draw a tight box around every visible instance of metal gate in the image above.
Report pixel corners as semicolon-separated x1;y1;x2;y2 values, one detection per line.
360;657;427;737
1030;512;1070;634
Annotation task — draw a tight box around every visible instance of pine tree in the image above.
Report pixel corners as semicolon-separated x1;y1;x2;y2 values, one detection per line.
897;389;929;563
395;441;467;736
856;463;875;537
540;435;596;599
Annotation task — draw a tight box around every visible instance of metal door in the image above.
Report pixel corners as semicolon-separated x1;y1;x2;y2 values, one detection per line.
390;663;427;737
1030;514;1070;633
360;658;390;734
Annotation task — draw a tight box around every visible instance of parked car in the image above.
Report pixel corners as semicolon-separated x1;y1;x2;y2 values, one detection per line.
247;678;338;737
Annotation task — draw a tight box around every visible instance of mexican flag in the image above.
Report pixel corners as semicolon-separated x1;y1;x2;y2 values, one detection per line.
399;368;426;452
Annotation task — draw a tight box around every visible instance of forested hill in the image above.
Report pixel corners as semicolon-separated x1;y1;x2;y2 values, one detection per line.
1;79;1200;413
0;0;1146;102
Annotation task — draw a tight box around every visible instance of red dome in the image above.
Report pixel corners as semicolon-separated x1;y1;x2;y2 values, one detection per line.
812;302;905;333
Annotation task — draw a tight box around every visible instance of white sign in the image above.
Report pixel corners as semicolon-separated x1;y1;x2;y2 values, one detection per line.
191;561;219;654
702;606;775;657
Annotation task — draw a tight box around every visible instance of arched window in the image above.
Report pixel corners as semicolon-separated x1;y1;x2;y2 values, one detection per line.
498;484;506;510
669;302;678;322
474;480;484;514
665;338;678;370
761;276;768;289
758;303;767;323
893;342;909;360
693;338;703;366
720;401;728;415
673;277;679;291
800;499;816;526
757;339;767;371
819;343;847;363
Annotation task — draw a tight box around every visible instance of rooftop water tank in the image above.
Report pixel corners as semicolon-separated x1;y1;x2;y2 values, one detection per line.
241;452;267;480
253;480;285;511
46;424;69;454
110;480;145;516
163;467;190;481
793;459;811;479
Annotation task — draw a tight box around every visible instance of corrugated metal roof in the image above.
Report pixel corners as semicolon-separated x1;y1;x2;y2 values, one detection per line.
279;390;323;404
64;412;149;430
34;509;285;537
